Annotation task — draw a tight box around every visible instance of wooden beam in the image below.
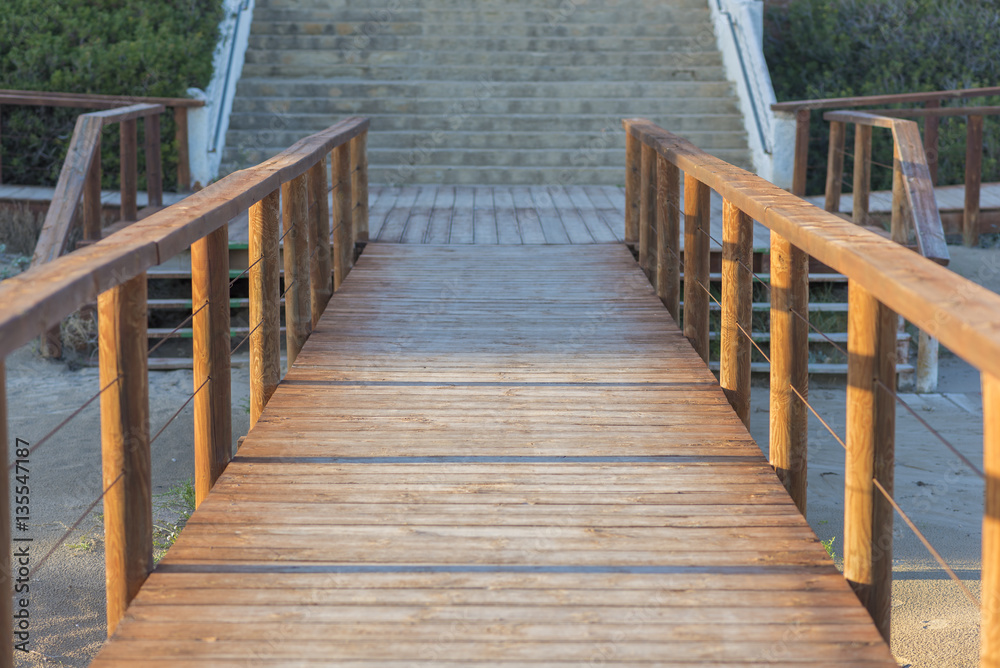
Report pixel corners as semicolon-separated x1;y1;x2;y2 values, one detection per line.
852;124;872;227
824;121;845;213
249;190;281;428
656;154;680;322
191;225;232;508
983;372;1000;666
144;113;163;207
792;108;810;196
120;118;138;222
624;127;640;244
683;174;711;363
844;280;896;642
720;199;752;427
639;143;655;277
0;361;12;668
282;173;312;365
351;133;369;243
964;114;984;247
98;273;152;636
771;85;1000;112
769;232;809;515
308;158;333;327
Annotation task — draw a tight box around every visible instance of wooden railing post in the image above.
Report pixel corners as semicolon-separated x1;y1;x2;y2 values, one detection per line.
769;232;810;515
964;114;984;247
852;124;872;226
683;174;711;363
83;137;103;242
282;173;312;365
791;108;811;196
144;113;163;208
308;158;333;327
983;372;1000;666
824;121;846;212
845;280;896;642
639;143;656;278
625;127;641;245
174;107;191;191
332;143;352;291
720;199;752;427
923;99;940;185
120;118;138;222
191;225;232;508
656;154;681;321
0;360;13;668
98;272;151;636
249;190;281;428
351;132;369;243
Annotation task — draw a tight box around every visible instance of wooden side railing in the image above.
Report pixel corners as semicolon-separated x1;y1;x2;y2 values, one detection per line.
772;86;1000;245
623;117;1000;663
0;117;369;665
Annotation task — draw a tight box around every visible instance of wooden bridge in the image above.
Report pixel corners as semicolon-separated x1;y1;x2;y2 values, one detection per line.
2;113;1000;666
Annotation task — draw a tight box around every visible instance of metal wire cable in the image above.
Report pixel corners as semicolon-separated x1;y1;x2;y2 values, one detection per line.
873;478;981;608
149;377;210;447
789;384;848;451
693;279;773;365
229;253;264;289
9;375;121;469
789;306;850;359
29;471;124;577
230;318;264;357
147;301;208;357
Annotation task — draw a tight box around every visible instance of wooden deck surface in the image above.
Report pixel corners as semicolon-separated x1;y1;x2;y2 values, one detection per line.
92;244;894;666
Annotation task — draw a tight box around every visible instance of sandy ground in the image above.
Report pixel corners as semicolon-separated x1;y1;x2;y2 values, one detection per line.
3;245;999;667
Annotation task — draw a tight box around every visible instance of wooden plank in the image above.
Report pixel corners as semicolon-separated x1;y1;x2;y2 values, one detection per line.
656;154;680;320
852;124;872;226
515;208;546;245
249;190;281;428
720;199;752;427
98;273;152;636
683;174;711;363
824;121;845;213
282;174;313;364
624;124;640;243
984;372;1000;665
307;158;333;326
350;132;369;242
191;225;232;507
332;144;353;289
771;85;1000;111
639;143;655;274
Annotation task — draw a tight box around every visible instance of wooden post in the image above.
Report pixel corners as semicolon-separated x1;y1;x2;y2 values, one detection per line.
191;225;232;508
174;107;190;191
282;173;312;365
120;119;138;222
769;232;810;515
0;107;3;184
98;273;152;636
639;143;655;278
0;361;13;668
791;108;811;196
964;114;984;247
249;190;281;428
824;121;846;212
308;158;333;327
844;280;896;642
351;132;369;243
890;149;910;245
923;99;940;185
720;199;752;427
683;174;711;363
83;138;103;242
852;124;872;226
625;128;641;244
656;154;681;322
982;372;1000;666
332;143;352;290
144;113;163;208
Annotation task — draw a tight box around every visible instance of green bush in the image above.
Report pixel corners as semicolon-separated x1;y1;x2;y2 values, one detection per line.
0;0;222;191
764;0;1000;196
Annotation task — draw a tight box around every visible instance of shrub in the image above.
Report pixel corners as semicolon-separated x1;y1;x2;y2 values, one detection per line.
764;0;1000;196
0;0;222;191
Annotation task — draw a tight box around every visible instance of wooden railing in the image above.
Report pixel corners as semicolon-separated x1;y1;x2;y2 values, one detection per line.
772;86;1000;245
623;117;1000;663
0;117;370;666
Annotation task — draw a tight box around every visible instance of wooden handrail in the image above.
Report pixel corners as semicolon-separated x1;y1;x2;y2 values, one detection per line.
771;85;1000;112
0;116;370;660
624;116;1000;663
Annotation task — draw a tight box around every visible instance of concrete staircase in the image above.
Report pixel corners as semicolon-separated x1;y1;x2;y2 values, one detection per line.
223;0;752;185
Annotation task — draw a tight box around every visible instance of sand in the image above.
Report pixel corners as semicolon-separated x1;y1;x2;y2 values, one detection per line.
4;246;999;667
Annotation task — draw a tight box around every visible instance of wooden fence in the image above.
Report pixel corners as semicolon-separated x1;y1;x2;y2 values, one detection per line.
624;117;1000;663
0;117;370;666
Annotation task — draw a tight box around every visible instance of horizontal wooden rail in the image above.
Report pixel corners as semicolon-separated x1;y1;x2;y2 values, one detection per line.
771;85;1000;112
0;116;370;666
623;116;1000;664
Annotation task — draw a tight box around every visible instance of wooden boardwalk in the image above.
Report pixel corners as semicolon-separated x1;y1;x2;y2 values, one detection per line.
92;244;893;666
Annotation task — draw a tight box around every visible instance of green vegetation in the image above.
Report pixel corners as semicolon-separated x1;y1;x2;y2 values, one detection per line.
764;0;1000;195
153;479;197;562
0;0;222;190
821;535;838;561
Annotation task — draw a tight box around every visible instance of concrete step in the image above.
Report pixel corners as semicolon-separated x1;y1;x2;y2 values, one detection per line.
227;112;747;134
257;0;709;9
250;8;712;26
246;34;719;53
249;20;714;38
